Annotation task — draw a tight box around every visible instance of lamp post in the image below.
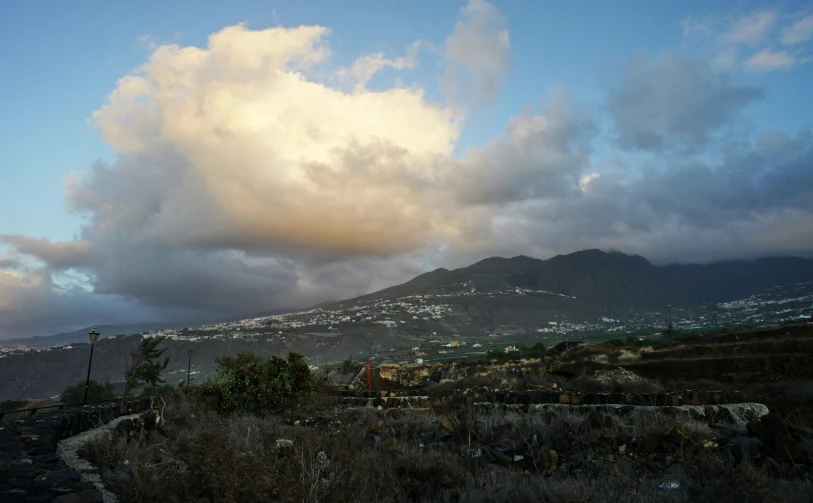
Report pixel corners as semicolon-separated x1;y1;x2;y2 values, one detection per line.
186;349;193;386
83;328;100;405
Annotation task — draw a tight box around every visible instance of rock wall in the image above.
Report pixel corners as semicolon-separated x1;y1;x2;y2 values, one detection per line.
464;388;747;406
339;388;750;410
374;360;545;388
0;397;158;503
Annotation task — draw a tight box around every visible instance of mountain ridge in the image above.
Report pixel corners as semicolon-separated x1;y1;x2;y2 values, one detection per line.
0;322;193;349
5;249;813;346
326;249;813;311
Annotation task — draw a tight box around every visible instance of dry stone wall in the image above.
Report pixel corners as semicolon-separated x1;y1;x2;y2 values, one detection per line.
339;388;749;410
0;397;158;503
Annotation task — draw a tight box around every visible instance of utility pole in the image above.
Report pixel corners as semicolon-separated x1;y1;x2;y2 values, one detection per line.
186;349;193;386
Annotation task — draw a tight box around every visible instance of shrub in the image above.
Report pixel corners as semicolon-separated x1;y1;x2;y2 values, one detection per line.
140;382;175;396
481;342;546;363
522;342;547;358
201;351;320;414
340;357;358;374
60;380;114;404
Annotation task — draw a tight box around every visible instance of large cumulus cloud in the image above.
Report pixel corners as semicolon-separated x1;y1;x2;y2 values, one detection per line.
2;0;813;339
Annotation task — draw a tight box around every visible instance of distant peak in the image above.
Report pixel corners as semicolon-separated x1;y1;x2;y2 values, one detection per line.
549;249;651;267
549;249;607;260
509;254;539;261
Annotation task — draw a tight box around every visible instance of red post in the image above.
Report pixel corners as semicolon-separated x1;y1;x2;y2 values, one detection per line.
366;360;372;391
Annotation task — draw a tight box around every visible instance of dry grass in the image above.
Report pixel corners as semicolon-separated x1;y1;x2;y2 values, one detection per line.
618;349;641;362
75;381;813;503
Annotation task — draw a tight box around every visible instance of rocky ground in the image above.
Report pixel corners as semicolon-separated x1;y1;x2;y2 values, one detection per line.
21;324;813;502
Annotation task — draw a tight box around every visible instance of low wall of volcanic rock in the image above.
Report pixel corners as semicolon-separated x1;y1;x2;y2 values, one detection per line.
0;397;159;503
338;389;750;410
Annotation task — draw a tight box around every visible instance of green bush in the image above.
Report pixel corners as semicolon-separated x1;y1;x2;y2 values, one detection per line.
140;383;175;396
201;352;320;414
522;342;547;358
481;342;547;362
61;380;114;404
340;357;358;374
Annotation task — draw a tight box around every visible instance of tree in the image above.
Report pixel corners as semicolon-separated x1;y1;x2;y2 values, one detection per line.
123;337;170;397
340;357;358;374
61;380;114;404
523;342;547;358
201;351;319;414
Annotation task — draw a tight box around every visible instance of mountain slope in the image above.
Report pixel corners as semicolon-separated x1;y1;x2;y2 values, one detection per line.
0;322;192;349
331;250;813;311
332;267;453;307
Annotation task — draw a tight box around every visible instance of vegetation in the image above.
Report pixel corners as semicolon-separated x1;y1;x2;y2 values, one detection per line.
605;336;656;348
604;321;779;348
60;380;114;403
481;342;546;362
73;327;813;503
123;336;170;397
79;386;813;503
200;351;321;415
140;382;176;396
340;357;359;374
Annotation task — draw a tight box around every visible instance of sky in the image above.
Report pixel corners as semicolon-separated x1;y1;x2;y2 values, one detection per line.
1;0;813;339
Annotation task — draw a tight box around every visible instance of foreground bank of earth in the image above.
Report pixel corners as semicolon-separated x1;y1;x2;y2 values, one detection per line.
6;325;800;502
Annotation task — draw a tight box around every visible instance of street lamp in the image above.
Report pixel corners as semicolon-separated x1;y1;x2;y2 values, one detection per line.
83;328;100;405
186;349;193;386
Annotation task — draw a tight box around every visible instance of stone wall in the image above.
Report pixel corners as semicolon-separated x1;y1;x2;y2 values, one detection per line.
1;401;31;412
340;390;430;409
0;397;158;503
464;388;747;406
339;388;749;410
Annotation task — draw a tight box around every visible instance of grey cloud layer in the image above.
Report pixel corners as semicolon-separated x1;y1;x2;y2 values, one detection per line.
606;52;763;151
441;0;510;105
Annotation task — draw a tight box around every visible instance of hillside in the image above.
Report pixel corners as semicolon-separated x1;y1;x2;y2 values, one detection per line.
0;335;290;401
0;322;198;349
2;249;812;402
328;249;813;311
